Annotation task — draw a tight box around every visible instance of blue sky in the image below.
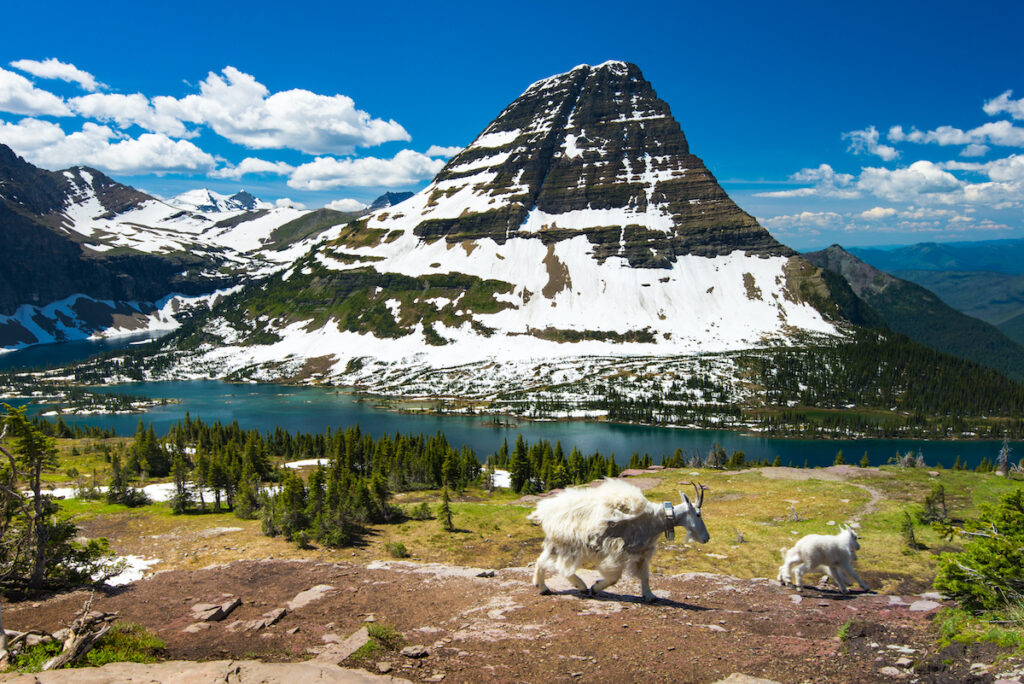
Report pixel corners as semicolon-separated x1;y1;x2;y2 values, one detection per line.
2;0;1023;250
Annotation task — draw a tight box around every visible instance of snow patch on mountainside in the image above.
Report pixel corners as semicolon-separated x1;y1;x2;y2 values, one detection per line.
0;288;240;350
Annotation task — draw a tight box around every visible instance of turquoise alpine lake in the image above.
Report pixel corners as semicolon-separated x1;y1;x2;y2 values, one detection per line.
5;337;1017;469
47;380;1018;470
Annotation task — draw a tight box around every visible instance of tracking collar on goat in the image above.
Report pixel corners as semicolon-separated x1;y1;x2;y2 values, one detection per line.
664;481;709;542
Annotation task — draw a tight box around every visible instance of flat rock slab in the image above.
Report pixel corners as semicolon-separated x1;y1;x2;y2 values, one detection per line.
908;600;942;612
316;625;371;665
288;584;335;610
0;659;412;683
713;675;783;684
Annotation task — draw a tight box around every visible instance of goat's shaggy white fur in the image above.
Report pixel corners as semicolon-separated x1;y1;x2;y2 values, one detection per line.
528;479;709;602
777;526;869;593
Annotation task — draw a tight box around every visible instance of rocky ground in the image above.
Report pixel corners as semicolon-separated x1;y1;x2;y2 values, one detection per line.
5;557;1022;683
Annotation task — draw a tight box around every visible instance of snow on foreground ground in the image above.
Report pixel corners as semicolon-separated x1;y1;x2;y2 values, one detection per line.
102;555;162;587
46;469;513;588
283;460;512;488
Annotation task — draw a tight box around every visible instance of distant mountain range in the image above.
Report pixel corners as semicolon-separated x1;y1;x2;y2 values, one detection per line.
805;245;1024;382
0;142;393;350
848;239;1024;348
849;240;1024;274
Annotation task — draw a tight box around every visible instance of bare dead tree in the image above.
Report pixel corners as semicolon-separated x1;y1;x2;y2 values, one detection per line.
41;592;119;671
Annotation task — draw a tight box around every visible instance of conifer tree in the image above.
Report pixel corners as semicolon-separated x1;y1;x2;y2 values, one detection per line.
509;435;530;493
834;450;845;466
170;451;191;514
606;456;620;478
439;486;454;532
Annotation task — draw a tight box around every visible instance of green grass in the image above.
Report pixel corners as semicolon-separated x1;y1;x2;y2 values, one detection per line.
5;623;165;673
5;641;62;673
837;618;854;642
937;607;1024;652
84;622;165;667
350;623;405;661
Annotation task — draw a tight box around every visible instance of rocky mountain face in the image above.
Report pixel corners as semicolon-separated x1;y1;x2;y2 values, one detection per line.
367;191;413;211
411;61;788;265
805;244;1024;382
157;61;852;389
0;145;358;349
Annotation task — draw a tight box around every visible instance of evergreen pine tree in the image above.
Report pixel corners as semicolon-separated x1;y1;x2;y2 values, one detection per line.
606;456;620;478
834;450;845;466
859;452;870;468
170;451;191;514
439;486;454;532
509;435;530;493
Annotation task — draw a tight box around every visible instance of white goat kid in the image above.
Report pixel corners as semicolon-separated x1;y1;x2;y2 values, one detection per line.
777;526;869;594
529;479;710;603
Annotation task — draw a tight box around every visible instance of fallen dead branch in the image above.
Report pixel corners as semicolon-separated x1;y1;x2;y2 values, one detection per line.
41;592;119;671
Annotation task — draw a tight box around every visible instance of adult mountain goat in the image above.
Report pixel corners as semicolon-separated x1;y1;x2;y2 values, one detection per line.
777;526;869;594
528;479;710;603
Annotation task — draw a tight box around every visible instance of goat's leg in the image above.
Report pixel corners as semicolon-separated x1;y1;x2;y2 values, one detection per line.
634;560;657;603
824;565;849;594
840;561;870;592
589;565;623;596
533;546;552;595
793;562;807;592
566;574;588;592
779;558;797;586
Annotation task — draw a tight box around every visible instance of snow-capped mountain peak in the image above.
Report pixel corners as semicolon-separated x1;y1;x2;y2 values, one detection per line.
166;188;268;213
150;62;852;390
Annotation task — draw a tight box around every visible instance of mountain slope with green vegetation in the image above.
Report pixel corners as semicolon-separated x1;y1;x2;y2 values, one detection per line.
805;245;1024;383
891;269;1024;327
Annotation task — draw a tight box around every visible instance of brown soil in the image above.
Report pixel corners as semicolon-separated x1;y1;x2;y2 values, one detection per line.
2;559;1005;684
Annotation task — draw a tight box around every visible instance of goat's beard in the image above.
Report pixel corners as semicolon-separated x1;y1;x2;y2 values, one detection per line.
684;530;696;543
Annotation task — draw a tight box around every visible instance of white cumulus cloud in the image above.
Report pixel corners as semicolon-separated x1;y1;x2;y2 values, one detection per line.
9;58;102;92
843;126;898;161
325;198;369;212
0;118;216;175
984;90;1024;121
156;67;411;155
425;144;463;157
0;67;70;116
960;143;990;157
860;206;898;220
755;164;859;199
68;92;192;138
856;161;962;202
288;149;445;190
888;121;1024;148
210;156;295;179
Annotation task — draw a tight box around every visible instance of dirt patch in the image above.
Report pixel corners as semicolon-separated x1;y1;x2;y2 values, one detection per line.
745;466;885;521
746;466;892;482
541;243;572;299
4;559;1007;683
